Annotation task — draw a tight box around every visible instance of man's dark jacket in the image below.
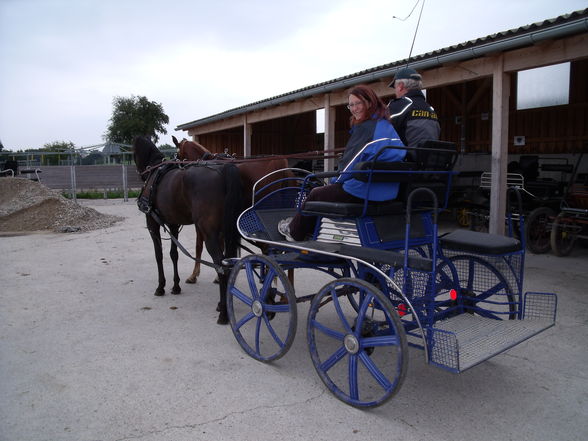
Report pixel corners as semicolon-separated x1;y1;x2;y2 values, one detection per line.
388;89;440;147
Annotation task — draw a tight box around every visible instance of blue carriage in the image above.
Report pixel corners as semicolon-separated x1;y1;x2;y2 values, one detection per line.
225;140;557;408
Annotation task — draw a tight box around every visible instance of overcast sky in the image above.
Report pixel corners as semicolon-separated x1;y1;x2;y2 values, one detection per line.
0;0;586;151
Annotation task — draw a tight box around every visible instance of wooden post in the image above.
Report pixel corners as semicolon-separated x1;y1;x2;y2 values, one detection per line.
489;55;510;235
324;94;336;172
243;115;252;157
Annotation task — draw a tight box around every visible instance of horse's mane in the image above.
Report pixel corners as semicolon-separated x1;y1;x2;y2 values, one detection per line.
133;136;165;167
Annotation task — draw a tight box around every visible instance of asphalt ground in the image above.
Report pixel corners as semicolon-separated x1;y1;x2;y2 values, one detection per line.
1;199;587;441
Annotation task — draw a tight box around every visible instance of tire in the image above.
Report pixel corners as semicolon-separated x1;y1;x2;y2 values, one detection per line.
307;278;408;408
227;254;297;362
550;213;577;257
525;207;555;254
435;255;517;320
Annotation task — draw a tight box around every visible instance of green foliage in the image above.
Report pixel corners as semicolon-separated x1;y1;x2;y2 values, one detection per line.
105;95;169;145
62;190;141;199
42;141;75;152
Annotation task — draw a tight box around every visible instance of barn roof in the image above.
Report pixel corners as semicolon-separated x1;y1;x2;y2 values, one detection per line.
176;8;588;131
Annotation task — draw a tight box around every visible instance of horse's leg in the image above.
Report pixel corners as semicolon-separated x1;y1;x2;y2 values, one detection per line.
185;226;203;284
205;235;229;325
168;224;182;295
146;216;166;296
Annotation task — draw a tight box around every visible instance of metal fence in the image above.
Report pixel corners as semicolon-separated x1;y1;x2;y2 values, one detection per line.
7;164;144;202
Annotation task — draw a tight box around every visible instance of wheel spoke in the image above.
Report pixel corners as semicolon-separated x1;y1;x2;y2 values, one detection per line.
263;314;285;348
362;334;400;348
348;354;359;400
230;285;253;307
359;351;392;390
351;291;375;339
311;319;345;341
264;303;290;313
255;316;262;354
260;266;277;301
332;288;353;333
320;345;347;372
235;311;255;330
476;281;508;301
245;262;260;301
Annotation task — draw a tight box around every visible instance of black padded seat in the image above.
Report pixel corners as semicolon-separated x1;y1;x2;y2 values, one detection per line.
302;200;404;217
440;229;522;255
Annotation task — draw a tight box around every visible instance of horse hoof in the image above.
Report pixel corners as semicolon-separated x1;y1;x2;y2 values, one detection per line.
172;287;182;295
154;289;165;296
217;315;229;325
185;277;196;284
213;276;220;284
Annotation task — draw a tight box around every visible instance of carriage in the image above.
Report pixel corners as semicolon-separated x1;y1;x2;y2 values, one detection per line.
222;140;558;408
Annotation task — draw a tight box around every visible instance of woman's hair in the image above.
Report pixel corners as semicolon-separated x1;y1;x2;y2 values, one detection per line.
347;84;390;126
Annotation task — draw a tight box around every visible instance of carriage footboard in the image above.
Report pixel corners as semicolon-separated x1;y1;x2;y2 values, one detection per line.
427;291;556;373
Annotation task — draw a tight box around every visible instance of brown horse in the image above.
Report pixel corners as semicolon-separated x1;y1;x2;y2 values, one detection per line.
133;136;242;324
172;136;291;284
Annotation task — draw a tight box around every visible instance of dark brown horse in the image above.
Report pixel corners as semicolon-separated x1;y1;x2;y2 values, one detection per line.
172;135;291;284
133;136;242;324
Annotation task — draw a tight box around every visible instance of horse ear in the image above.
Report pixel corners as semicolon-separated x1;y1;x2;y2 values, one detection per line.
172;135;179;147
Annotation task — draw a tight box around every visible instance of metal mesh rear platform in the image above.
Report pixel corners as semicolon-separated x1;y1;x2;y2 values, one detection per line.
428;292;556;373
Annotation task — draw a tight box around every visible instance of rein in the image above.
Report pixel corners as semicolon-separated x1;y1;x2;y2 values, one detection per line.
176;148;345;166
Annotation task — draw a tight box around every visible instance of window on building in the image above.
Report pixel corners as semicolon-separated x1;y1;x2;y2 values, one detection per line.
316;108;325;134
517;62;570;110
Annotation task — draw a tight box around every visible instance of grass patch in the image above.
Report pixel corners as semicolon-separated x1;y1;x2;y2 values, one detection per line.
63;190;141;199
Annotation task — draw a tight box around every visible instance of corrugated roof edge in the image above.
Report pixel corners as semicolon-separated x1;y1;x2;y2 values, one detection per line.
176;8;588;131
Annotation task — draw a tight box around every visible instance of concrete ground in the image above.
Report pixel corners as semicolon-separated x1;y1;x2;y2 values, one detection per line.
1;199;587;441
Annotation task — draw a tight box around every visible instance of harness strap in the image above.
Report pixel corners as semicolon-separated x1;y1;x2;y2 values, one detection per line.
148;209;227;273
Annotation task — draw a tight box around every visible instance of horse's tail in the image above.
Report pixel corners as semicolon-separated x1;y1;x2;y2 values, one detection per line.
221;163;242;258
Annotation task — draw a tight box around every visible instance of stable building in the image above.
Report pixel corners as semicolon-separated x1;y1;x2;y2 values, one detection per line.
176;8;588;233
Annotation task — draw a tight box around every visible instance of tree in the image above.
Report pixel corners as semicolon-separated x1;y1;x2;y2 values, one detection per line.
42;141;75;152
105;95;169;144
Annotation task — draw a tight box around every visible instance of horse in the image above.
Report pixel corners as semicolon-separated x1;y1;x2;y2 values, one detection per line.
172;136;291;284
132;136;242;324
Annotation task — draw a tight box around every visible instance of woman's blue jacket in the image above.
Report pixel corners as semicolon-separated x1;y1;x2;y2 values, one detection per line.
335;118;406;201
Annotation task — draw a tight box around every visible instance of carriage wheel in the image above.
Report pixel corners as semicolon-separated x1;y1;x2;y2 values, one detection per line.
550;213;577;257
307;278;408;408
435;255;516;320
525;207;555;254
227;254;297;362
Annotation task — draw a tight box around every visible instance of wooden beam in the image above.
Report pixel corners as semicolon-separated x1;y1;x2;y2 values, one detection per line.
503;33;588;72
489;55;510;235
324;94;336;172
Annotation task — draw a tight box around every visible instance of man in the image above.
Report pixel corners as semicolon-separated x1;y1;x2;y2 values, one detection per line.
387;67;440;147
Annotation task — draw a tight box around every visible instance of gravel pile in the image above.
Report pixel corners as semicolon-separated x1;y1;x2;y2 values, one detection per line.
0;178;123;233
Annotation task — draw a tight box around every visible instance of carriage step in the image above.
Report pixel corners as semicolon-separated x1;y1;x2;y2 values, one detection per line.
294;241;432;272
428;292;556;373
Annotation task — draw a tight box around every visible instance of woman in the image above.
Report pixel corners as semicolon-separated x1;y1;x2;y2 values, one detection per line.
278;84;406;241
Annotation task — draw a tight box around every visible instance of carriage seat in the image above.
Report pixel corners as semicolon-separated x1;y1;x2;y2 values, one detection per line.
440;229;522;255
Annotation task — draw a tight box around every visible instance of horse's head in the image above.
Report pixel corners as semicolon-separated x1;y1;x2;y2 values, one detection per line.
132;136;165;179
172;136;211;161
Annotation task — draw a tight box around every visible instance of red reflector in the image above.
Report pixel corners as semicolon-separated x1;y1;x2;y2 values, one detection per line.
450;289;458;300
398;303;407;316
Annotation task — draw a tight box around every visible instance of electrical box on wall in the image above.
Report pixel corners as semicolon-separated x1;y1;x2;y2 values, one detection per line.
514;136;526;146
